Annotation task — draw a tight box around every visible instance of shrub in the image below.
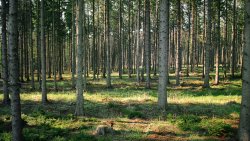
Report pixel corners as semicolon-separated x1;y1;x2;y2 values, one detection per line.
177;115;202;131
201;120;233;136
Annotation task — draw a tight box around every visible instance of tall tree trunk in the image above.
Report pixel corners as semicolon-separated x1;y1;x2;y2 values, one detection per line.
92;0;97;80
8;0;23;139
52;0;58;91
75;0;84;116
72;0;76;89
175;0;181;86
186;0;191;77
128;0;132;78
30;0;35;90
238;0;250;139
118;0;123;79
223;0;228;79
231;0;236;78
202;0;206;78
1;0;10;105
136;0;141;84
190;0;196;72
215;0;221;85
106;0;112;88
158;0;169;110
145;0;151;89
41;0;47;104
204;0;211;88
37;0;41;90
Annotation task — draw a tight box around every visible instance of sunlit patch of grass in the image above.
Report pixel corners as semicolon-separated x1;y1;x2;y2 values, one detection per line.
0;70;243;140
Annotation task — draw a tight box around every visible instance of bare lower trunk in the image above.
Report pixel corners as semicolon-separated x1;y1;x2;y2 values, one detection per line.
9;0;23;140
145;0;151;89
41;0;47;104
204;0;211;88
106;0;112;88
158;0;169;110
238;1;250;140
75;0;84;116
1;0;10;105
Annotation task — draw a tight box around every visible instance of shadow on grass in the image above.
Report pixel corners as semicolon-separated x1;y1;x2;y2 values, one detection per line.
0;96;240;141
18;97;240;120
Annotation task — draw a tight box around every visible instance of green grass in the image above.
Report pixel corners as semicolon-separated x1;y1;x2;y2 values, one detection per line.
0;70;242;141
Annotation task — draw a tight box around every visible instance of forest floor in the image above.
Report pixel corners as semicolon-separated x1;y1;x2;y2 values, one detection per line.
0;70;242;141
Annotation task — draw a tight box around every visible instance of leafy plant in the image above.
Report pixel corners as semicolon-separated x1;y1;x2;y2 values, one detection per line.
177;114;202;131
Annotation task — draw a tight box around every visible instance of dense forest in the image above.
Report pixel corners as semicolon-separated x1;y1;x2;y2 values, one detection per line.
0;0;250;140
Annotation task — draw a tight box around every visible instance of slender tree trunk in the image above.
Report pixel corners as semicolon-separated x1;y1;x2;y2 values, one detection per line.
37;0;41;90
75;0;84;116
186;0;191;77
1;0;10;105
231;0;236;78
72;0;76;89
118;0;123;79
238;0;250;139
106;0;111;88
204;0;211;88
30;0;35;90
223;0;228;79
191;0;196;72
175;0;181;86
202;0;206;78
52;0;58;91
128;0;132;78
136;0;141;84
215;0;221;85
9;0;23;139
158;0;169;110
41;0;47;104
92;0;97;80
145;0;151;89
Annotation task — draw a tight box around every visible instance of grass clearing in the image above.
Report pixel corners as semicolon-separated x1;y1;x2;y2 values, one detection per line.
0;71;241;140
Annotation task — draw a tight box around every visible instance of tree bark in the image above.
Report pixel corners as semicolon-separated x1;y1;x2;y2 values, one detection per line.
215;0;221;85
175;0;181;86
105;0;112;88
158;0;169;110
145;0;151;89
1;0;10;105
41;0;47;104
231;0;237;78
75;0;84;116
204;0;211;88
238;0;250;140
136;0;141;84
72;0;76;89
30;0;35;90
8;0;23;139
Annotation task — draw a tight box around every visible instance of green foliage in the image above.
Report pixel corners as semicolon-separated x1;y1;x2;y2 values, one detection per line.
200;120;233;136
169;114;233;137
127;111;145;119
67;133;97;141
177;115;202;131
107;102;117;109
0;73;241;140
0;132;11;141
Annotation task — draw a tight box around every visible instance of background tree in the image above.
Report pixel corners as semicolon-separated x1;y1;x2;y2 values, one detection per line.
145;0;151;89
105;0;111;88
204;0;211;88
41;0;47;104
1;0;10;105
175;0;181;86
